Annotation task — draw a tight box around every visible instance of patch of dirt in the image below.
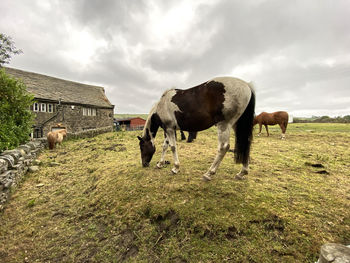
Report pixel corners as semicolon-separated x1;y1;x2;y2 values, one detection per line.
305;162;325;168
225;225;240;240
118;229;139;262
151;209;180;233
104;144;126;151
249;214;285;232
316;170;330;175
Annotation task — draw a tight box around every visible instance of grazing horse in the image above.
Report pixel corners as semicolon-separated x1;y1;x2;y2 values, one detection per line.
137;77;255;181
253;111;289;139
47;129;67;150
180;130;197;142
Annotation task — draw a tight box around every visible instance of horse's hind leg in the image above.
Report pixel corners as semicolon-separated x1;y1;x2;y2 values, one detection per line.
235;161;249;180
202;123;230;181
264;125;269;136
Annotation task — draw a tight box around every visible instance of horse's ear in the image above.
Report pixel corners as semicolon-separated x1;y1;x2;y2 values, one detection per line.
137;136;143;141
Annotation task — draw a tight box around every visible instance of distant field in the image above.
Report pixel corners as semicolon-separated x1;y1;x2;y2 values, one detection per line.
0;123;349;262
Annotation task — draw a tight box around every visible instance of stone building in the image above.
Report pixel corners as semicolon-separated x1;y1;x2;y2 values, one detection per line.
5;67;115;138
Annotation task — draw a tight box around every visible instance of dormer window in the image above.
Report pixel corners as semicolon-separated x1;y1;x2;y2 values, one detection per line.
33;102;39;112
48;104;53;113
40;103;46;112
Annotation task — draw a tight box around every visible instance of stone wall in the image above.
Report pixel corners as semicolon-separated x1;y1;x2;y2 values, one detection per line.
0;139;46;211
67;126;114;139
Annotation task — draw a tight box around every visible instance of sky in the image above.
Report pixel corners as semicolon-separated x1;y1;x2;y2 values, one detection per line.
1;0;350;117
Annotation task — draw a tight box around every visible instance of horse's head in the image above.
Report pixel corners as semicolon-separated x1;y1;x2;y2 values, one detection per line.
137;130;155;167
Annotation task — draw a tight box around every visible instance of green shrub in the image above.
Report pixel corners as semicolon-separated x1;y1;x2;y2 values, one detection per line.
0;69;34;151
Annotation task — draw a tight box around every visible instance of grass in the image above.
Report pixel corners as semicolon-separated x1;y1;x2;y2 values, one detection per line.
0;123;349;262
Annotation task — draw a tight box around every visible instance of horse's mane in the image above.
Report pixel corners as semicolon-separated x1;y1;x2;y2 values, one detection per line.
142;103;157;139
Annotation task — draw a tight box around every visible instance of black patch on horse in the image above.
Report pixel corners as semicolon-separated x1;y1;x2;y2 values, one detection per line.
171;81;226;131
150;113;163;138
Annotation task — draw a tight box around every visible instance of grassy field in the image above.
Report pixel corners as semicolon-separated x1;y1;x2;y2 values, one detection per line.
0;123;349;262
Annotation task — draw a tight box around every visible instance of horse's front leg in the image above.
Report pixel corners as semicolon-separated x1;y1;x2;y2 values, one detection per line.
157;136;169;168
167;129;180;174
258;124;262;136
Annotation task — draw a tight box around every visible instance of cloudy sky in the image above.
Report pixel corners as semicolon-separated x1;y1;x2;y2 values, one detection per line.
1;0;350;117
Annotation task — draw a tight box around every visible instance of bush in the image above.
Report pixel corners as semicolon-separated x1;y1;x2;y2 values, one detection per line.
0;69;34;151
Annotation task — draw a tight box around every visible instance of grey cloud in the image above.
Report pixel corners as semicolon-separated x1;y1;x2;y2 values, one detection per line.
1;0;349;115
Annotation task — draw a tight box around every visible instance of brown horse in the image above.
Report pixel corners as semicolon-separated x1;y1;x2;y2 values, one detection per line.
253;111;289;139
47;129;67;149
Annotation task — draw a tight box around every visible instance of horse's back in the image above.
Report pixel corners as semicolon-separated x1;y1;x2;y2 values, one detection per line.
158;77;253;131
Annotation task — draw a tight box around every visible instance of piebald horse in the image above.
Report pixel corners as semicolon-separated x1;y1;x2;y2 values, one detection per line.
47;129;67;150
138;77;255;181
253;111;289;139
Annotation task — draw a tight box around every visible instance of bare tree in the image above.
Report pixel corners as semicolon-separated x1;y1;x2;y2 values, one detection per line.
0;33;22;67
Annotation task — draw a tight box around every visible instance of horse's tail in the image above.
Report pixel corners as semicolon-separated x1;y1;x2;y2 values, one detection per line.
234;83;256;164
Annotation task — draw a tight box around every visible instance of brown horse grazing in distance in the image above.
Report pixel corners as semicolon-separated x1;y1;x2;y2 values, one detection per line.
47;129;67;149
138;77;256;181
253;111;289;139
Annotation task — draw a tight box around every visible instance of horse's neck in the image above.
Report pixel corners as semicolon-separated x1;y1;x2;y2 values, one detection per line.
143;107;160;140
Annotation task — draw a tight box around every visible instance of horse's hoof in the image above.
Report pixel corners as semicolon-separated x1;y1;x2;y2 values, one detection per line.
235;174;247;180
235;169;248;180
156;162;164;169
171;167;179;174
202;174;212;181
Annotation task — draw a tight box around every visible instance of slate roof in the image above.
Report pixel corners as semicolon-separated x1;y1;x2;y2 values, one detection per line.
4;67;114;108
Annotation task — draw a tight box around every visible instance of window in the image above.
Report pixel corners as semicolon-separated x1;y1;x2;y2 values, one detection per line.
47;104;53;113
83;107;97;116
40;103;46;112
33;127;43;138
33;102;39;112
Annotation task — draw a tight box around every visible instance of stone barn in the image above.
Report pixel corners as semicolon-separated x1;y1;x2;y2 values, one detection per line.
115;117;146;131
5;67;115;138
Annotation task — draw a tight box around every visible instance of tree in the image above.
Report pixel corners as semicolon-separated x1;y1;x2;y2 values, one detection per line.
0;69;34;151
0;33;22;66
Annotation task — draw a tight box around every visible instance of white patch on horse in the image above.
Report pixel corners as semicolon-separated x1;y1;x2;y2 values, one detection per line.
211;77;252;124
155;89;181;129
